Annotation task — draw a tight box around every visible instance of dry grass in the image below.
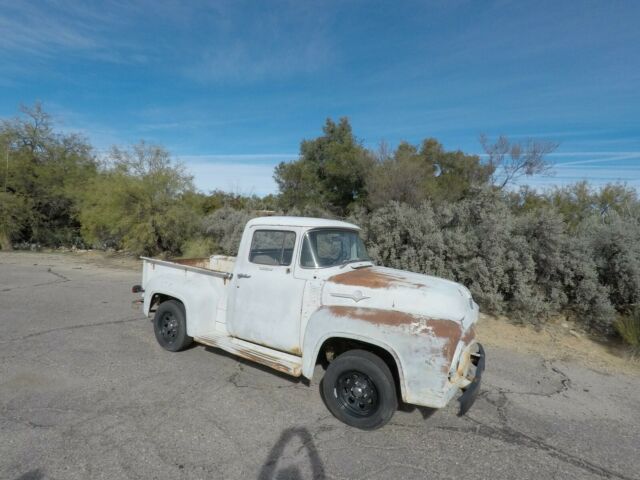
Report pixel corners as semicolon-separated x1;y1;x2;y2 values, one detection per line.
477;313;640;376
614;308;640;356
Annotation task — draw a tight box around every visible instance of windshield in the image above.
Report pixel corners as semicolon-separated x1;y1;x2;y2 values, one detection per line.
300;229;371;268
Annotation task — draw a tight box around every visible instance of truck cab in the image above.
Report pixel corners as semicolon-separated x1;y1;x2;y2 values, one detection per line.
137;216;484;429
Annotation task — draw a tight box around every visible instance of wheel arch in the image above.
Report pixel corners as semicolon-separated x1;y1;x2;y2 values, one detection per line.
305;333;407;403
144;290;187;317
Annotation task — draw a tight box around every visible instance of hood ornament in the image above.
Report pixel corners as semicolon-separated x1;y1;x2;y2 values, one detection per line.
330;290;370;303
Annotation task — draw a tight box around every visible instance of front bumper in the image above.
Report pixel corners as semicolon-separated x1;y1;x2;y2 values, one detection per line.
458;343;485;416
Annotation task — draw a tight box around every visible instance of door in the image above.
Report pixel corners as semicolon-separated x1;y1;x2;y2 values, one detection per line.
228;228;306;354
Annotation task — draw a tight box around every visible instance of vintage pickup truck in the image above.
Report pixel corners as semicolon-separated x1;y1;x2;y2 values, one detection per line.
134;216;484;429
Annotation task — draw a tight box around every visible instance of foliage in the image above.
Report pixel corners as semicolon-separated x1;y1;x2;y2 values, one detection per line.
614;308;640;354
366;139;494;208
0;103;97;248
586;212;640;310
180;236;218;258
0;191;31;249
201;207;254;256
275;118;373;214
80;143;199;255
201;189;279;213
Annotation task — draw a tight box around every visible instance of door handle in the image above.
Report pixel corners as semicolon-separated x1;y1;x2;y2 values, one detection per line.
237;273;251;279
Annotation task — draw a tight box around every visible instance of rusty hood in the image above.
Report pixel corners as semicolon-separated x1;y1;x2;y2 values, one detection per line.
324;266;476;327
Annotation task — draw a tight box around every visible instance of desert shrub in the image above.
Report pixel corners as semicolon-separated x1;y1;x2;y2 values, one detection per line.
202;207;253;256
356;190;630;333
351;201;448;277
1;104;97;248
180;236;218;258
513;208;616;331
584;213;640;310
80;143;199;256
557;239;615;332
285;204;337;219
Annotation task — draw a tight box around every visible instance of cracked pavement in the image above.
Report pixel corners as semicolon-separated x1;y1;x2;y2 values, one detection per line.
1;252;639;480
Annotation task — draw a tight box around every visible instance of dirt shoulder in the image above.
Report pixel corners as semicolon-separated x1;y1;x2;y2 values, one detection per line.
477;313;640;376
2;248;142;271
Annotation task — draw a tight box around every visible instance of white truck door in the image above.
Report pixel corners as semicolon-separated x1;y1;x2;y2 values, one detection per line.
228;228;305;354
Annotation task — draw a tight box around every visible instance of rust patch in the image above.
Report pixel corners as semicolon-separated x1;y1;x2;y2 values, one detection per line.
195;336;301;376
328;306;462;374
235;348;292;375
328;306;416;326
428;318;463;342
428;318;463;373
329;268;427;290
328;306;462;340
461;325;476;345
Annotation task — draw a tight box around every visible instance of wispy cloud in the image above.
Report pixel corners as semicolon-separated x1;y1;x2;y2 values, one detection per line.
0;0;152;64
551;152;640;167
513;150;640;190
183;2;335;82
0;1;337;82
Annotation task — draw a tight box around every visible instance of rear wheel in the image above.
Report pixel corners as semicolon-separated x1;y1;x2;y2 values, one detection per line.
153;300;192;352
322;349;397;430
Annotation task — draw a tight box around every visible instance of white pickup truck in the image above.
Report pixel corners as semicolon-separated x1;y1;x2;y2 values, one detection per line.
134;216;484;429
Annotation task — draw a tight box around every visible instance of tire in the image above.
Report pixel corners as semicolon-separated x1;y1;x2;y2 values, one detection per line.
321;349;398;430
153;300;193;352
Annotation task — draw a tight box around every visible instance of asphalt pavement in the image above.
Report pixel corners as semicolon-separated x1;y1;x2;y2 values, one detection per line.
1;251;638;480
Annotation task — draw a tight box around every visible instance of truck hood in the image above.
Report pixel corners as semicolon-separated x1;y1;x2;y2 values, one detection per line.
323;266;476;327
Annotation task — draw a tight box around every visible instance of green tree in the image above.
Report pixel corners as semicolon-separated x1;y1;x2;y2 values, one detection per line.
366;138;494;208
274;118;373;214
80;142;199;255
0;103;97;248
0;191;31;249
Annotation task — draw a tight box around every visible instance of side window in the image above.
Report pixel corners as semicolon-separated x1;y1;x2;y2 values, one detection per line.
249;230;296;266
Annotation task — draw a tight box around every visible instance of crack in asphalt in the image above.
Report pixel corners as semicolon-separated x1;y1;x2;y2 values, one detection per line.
458;360;637;480
1;267;71;292
2;316;146;343
440;417;636;480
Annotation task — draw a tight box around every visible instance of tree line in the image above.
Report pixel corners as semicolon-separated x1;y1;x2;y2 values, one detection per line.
1;104;638;349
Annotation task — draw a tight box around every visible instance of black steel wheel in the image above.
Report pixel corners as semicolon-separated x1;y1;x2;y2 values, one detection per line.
336;371;379;417
322;349;397;430
153;300;192;352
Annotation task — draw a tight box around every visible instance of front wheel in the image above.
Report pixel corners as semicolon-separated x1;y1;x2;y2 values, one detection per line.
321;349;397;430
153;300;192;352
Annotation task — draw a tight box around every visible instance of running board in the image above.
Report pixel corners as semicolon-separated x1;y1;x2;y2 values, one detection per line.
194;332;303;377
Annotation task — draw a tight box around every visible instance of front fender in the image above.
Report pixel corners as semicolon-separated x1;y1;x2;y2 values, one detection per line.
302;306;469;408
302;313;405;392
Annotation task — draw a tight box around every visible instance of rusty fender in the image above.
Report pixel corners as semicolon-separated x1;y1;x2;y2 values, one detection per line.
302;306;476;409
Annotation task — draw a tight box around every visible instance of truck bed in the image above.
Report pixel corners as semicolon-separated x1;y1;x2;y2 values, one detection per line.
140;255;236;337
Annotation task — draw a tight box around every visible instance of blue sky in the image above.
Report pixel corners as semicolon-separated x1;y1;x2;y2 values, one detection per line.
1;0;638;195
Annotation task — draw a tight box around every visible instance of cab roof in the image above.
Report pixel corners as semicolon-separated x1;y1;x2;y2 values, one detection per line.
246;216;360;230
